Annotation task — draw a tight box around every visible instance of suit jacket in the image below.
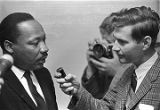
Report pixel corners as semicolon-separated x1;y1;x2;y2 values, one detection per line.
69;56;160;110
0;67;58;110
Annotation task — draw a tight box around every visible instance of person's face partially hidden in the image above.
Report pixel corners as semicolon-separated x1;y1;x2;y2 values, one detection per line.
101;32;115;44
112;25;143;65
12;20;49;70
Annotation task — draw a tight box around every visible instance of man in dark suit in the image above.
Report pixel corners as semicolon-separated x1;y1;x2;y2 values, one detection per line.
0;12;58;110
55;6;160;110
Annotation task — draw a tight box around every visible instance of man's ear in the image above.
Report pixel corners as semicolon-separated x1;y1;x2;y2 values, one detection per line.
3;40;14;54
142;36;152;50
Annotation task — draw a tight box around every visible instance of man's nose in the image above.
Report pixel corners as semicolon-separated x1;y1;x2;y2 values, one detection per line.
40;42;49;53
112;41;120;52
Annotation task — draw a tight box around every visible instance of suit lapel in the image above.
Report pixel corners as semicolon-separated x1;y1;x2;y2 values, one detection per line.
34;68;58;110
116;65;135;110
4;70;37;109
34;69;50;108
128;56;160;109
120;81;130;109
127;73;152;109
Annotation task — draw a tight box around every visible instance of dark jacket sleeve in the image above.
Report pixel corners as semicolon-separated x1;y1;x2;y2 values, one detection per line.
81;66;113;99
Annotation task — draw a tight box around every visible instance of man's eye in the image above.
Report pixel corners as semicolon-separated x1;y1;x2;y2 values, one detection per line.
30;41;39;46
118;40;126;45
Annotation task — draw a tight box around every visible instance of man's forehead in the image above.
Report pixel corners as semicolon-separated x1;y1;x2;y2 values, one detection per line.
114;25;133;35
113;28;134;42
17;20;38;29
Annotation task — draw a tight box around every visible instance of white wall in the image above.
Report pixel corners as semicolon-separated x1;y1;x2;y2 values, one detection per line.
0;0;158;110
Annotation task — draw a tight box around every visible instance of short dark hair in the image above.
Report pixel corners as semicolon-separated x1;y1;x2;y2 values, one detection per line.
0;12;34;50
112;6;160;47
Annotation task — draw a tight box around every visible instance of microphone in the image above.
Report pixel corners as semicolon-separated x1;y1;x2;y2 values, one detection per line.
0;54;14;76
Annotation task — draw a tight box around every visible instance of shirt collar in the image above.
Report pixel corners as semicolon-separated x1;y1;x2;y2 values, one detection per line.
135;52;158;79
11;66;33;80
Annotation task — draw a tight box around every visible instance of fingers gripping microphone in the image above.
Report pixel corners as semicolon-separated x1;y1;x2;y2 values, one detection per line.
0;54;14;76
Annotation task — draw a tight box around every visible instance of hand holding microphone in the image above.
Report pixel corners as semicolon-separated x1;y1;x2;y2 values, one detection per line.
0;54;14;76
55;67;80;96
0;54;13;93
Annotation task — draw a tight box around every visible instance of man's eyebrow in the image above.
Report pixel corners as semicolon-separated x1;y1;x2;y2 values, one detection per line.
112;34;128;43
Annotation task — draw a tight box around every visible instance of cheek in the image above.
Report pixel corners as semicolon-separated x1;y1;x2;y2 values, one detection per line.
125;46;142;60
121;44;135;55
14;47;39;62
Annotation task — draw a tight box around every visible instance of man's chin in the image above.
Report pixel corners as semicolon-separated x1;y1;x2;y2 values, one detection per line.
33;64;44;70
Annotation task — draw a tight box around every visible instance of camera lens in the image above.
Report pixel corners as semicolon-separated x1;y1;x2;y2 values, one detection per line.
93;43;113;59
93;43;107;58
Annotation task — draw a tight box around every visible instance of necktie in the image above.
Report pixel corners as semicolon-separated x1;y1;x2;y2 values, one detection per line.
131;70;137;92
24;71;48;110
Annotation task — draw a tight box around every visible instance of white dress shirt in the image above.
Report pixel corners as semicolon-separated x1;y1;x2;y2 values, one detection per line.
135;52;158;92
11;66;45;105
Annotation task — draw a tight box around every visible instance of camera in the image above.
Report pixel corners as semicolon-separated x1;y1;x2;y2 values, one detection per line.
93;43;113;59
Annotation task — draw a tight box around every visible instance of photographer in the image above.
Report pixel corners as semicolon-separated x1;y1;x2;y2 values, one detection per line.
81;13;131;99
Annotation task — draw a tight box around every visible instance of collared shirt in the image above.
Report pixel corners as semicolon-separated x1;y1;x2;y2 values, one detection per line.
11;66;45;105
135;52;158;92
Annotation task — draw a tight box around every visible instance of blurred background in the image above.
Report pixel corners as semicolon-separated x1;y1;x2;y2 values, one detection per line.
0;0;159;109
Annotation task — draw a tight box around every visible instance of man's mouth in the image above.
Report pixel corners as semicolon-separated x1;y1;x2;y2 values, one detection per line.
38;55;48;64
117;54;124;59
